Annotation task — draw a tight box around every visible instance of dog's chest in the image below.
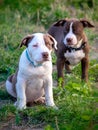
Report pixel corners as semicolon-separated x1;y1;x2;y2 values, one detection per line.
64;50;85;65
25;77;44;102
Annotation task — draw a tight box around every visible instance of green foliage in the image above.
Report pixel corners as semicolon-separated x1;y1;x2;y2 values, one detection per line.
0;105;16;121
89;60;98;82
0;89;12;100
15;110;22;125
44;125;54;130
0;83;97;129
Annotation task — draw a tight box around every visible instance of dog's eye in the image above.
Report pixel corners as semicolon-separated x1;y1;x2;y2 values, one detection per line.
33;44;38;47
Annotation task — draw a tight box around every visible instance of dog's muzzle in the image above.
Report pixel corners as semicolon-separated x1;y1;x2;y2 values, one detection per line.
42;52;49;61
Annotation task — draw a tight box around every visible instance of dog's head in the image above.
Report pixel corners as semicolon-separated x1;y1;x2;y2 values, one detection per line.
53;18;94;47
20;33;57;65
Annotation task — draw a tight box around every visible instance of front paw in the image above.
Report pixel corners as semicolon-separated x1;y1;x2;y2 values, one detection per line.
52;105;58;110
46;102;58;110
47;104;58;110
14;101;26;110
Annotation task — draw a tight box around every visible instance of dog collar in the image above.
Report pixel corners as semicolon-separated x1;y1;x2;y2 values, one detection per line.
65;42;86;52
26;49;42;67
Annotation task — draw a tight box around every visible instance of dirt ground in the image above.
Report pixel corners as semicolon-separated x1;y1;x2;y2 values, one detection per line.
0;123;44;130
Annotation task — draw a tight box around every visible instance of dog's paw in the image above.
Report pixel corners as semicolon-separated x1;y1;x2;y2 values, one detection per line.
52;105;58;110
46;103;58;110
17;104;26;110
46;105;58;110
14;101;26;110
34;97;45;104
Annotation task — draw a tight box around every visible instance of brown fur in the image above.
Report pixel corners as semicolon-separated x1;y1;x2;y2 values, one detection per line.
7;70;18;95
44;34;55;50
48;18;94;86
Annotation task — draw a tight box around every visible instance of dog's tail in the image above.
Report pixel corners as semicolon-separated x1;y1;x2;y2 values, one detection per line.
5;75;17;98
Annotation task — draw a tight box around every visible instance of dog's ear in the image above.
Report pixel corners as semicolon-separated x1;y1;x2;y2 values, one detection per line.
20;35;34;47
53;19;67;26
47;34;57;50
80;19;94;28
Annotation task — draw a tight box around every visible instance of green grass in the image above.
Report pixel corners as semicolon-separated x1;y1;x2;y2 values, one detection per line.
0;0;98;130
0;82;98;130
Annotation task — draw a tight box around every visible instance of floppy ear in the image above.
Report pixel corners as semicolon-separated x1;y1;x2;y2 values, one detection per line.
53;19;67;26
47;34;57;50
80;19;94;28
20;35;34;47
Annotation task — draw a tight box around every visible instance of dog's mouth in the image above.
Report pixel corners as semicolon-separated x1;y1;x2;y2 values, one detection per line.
36;58;50;64
66;39;83;48
43;58;50;61
66;43;75;47
65;40;76;47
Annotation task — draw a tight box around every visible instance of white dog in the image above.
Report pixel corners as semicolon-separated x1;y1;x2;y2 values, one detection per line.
6;33;57;110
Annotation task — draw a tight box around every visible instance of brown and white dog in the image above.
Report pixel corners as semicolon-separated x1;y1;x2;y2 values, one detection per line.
6;33;57;110
48;18;94;86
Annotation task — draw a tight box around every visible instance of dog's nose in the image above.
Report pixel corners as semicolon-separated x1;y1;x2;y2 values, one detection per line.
66;38;73;43
42;52;49;59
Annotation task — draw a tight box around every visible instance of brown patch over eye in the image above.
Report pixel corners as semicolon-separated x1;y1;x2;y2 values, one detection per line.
44;35;53;50
72;21;84;41
73;22;84;35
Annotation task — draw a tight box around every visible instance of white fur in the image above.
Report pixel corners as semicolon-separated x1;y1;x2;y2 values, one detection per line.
6;80;16;97
6;33;57;110
64;50;85;65
63;22;77;46
28;33;51;65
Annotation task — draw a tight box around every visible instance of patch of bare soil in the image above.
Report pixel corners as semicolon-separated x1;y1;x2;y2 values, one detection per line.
0;112;44;130
1;124;44;130
0;119;43;130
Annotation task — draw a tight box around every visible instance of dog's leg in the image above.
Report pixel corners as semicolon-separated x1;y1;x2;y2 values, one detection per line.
15;78;26;110
81;57;89;82
65;64;71;74
57;58;65;87
44;76;57;109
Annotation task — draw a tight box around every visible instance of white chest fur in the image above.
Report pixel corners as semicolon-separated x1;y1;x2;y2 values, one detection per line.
64;50;85;65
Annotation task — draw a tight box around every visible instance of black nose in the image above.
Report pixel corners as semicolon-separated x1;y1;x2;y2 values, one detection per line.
66;38;73;43
42;52;49;59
